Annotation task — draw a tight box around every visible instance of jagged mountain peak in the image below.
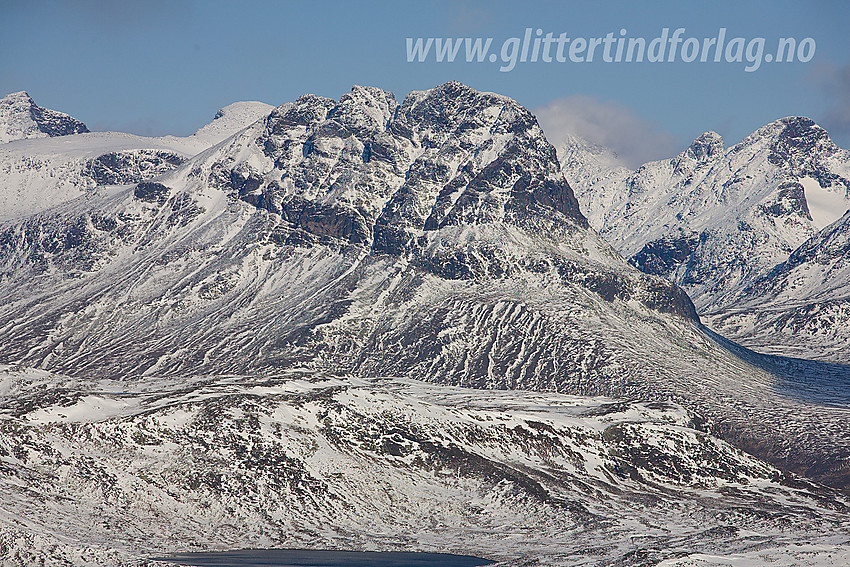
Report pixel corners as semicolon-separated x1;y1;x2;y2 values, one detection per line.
328;85;398;136
557;133;627;164
758;115;824;138
193;81;586;254
685;131;724;161
1;90;35;104
670;130;724;176
737;116;840;167
410;80;504;104
566;112;850;316
397;81;537;141
744;116;824;143
0;90;89;143
766;118;841;173
0;81;698;382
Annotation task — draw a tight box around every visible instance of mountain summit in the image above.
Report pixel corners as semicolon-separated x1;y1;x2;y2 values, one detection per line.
0;91;89;143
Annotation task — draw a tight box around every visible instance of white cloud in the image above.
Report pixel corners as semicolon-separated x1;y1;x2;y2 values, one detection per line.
809;62;850;143
533;95;680;168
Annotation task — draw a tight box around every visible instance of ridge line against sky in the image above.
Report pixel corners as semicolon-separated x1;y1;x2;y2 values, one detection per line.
1;0;848;165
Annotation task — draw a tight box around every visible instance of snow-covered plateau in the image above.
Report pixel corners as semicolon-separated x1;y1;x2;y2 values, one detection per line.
0;85;848;566
1;365;849;566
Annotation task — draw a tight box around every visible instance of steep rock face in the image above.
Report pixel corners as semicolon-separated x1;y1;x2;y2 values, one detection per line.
0;91;89;143
211;82;587;252
0;84;848;492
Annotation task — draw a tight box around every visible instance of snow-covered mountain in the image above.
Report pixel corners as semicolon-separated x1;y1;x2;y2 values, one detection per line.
0;91;89;144
1;84;850;565
563;118;850;363
0;95;273;222
191;100;275;142
557;133;631;228
0;81;701;386
706;209;850;361
1;81;848;482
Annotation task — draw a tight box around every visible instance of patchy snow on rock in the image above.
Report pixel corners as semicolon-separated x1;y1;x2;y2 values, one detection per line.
0;91;89;144
0;366;848;566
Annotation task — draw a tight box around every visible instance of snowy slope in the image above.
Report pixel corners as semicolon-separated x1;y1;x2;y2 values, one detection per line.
190;100;274;144
706;209;850;362
0;134;187;222
0;365;848;567
557;133;631;230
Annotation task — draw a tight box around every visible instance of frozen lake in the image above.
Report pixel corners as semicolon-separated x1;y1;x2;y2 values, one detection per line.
153;549;495;567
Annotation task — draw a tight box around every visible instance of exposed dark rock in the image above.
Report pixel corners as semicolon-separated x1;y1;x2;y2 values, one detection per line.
133;181;171;204
757;182;811;219
28;102;89;137
83;150;184;186
631;231;701;278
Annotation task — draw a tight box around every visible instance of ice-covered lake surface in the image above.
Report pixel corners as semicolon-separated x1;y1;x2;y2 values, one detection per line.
153;549;494;567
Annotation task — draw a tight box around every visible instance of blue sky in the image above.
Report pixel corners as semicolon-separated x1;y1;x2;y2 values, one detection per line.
2;0;848;165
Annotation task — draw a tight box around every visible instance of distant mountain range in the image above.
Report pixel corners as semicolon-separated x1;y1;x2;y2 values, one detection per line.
1;86;849;567
562;118;850;364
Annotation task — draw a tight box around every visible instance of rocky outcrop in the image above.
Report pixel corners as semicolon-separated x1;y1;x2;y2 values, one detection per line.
0;91;88;143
